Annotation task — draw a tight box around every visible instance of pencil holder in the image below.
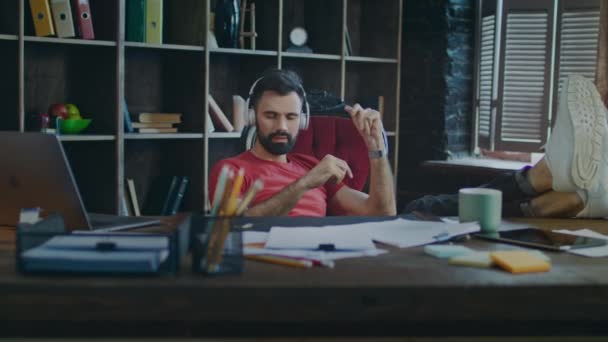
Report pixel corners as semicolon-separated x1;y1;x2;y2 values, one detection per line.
191;215;243;275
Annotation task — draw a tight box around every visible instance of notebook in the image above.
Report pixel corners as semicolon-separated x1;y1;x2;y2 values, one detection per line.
0;132;160;231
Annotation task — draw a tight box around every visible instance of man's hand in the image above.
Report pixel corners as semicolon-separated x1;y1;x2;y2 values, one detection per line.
345;104;385;151
299;154;353;190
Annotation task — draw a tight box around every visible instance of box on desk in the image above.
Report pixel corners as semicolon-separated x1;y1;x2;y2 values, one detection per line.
16;213;190;276
191;215;243;276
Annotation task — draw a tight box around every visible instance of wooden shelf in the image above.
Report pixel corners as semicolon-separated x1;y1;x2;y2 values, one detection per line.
3;0;402;214
23;36;116;47
0;34;17;41
208;132;242;139
346;56;399;64
59;135;116;142
282;52;342;60
210;48;278;56
125;133;204;140
125;41;204;52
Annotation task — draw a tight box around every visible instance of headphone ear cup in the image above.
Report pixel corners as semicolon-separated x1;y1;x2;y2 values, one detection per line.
300;111;309;130
247;108;255;126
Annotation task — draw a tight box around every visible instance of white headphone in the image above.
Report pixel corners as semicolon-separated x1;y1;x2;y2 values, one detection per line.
245;76;310;130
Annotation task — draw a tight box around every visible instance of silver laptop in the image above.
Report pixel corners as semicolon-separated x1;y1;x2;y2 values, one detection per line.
0;132;160;231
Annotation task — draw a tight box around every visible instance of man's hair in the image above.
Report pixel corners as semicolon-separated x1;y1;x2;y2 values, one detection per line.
250;69;305;112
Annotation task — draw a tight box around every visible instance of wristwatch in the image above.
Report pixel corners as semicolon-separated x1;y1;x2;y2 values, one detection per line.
368;149;387;159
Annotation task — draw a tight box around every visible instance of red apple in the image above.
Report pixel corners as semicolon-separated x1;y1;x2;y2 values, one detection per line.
48;103;68;119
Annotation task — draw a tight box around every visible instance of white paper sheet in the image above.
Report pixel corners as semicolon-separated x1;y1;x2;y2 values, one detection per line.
348;219;479;248
265;226;376;250
264;219;479;250
244;247;387;261
554;229;608;257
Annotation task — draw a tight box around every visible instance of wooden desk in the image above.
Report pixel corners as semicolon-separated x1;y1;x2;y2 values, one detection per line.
1;216;608;338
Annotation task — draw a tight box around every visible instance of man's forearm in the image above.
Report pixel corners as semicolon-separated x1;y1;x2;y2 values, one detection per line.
367;157;397;215
244;179;309;216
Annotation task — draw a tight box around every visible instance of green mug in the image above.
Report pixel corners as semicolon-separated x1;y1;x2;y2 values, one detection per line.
458;188;502;233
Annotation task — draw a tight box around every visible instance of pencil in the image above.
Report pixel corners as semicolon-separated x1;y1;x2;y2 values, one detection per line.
210;165;230;216
246;255;313;269
226;168;245;215
235;179;264;215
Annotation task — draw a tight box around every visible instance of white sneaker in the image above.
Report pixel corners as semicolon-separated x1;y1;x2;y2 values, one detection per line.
576;181;608;218
545;74;607;192
576;132;608;218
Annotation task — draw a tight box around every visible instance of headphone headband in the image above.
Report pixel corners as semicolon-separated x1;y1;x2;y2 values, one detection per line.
245;75;310;130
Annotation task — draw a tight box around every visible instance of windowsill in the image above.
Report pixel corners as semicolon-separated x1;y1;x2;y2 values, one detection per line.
422;157;533;173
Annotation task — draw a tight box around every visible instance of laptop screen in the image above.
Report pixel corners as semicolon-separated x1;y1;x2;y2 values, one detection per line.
0;132;91;230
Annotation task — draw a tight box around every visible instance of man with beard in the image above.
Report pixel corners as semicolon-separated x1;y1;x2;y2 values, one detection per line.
209;69;397;217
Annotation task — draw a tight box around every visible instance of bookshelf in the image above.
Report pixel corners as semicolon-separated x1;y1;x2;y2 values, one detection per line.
0;0;402;215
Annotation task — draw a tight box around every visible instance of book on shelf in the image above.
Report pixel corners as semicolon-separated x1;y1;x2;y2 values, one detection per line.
123;99;134;133
50;0;76;38
206;112;216;133
160;176;180;215
29;0;56;37
232;95;246;132
71;0;95;40
133;113;182;123
167;176;189;215
122;184;133;216
208;95;234;132
132;122;174;129
160;176;189;215
136;128;178;134
143;175;189;215
145;0;163;44
126;178;141;216
345;26;353;56
126;0;146;42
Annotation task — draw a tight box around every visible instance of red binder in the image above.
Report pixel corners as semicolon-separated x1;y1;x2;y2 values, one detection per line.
71;0;94;40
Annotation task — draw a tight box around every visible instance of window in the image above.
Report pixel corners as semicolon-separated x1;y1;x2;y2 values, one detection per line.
473;0;600;153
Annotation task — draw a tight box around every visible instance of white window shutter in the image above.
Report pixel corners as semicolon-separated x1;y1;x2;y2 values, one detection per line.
499;12;549;144
558;9;600;91
478;15;495;139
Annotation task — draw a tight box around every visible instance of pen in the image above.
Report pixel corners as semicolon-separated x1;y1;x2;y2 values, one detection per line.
246;255;313;269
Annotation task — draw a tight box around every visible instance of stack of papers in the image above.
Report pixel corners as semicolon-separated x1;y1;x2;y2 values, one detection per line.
21;235;170;273
243;218;480;264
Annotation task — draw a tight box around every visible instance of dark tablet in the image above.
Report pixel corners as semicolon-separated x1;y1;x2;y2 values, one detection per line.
475;228;607;251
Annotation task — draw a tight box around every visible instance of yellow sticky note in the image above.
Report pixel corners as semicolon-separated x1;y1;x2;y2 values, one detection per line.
490;251;551;274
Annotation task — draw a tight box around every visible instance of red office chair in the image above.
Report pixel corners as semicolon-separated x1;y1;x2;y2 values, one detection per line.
292;116;370;192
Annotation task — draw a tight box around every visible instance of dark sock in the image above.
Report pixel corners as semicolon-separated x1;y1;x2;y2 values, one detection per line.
514;166;540;197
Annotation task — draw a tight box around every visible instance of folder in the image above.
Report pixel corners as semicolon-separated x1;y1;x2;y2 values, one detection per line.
29;0;55;37
126;0;146;42
50;0;76;38
145;0;163;44
71;0;94;39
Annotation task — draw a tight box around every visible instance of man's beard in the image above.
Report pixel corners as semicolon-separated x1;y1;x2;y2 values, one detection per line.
256;128;296;155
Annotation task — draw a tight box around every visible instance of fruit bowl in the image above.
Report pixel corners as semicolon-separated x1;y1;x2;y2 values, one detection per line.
59;118;92;134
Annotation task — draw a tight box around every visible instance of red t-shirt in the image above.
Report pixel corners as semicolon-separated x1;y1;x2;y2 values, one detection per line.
209;151;345;216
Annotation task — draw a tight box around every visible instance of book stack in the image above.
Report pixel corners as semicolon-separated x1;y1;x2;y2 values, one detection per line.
131;113;181;133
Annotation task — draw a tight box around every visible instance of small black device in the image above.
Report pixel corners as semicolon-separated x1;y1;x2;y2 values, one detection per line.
475;228;607;251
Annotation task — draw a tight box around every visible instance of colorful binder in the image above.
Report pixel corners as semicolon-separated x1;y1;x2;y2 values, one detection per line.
145;0;163;44
126;0;146;42
29;0;55;37
71;0;95;39
50;0;75;37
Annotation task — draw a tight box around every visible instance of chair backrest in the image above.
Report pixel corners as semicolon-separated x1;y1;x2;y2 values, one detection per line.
291;116;369;191
241;116;370;191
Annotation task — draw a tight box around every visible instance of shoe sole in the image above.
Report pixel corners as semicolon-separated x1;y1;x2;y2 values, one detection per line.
567;74;605;190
